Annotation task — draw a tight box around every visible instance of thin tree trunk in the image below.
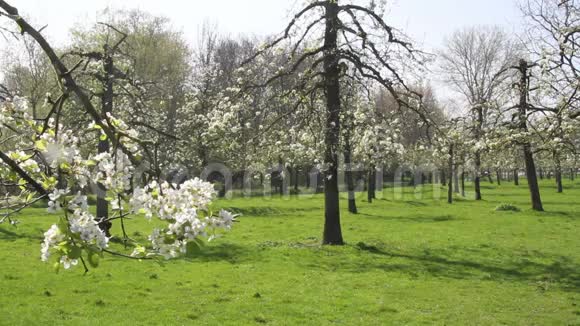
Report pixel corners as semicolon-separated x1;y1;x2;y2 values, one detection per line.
554;153;563;193
461;170;466;197
517;59;543;211
453;166;460;194
496;170;501;186
367;167;375;203
514;169;519;186
294;166;299;193
322;1;343;245
487;171;494;184
344;133;357;214
447;145;454;204
474;106;483;200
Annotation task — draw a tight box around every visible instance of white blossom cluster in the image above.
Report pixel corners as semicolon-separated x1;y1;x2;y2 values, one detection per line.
1;97;236;271
130;179;237;259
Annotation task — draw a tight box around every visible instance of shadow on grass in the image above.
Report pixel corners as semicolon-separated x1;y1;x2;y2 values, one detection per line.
0;227;43;241
357;213;464;223
350;242;580;292
184;243;256;264
220;206;319;217
404;201;429;207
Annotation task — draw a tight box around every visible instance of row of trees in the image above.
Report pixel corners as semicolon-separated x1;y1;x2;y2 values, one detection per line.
0;0;578;270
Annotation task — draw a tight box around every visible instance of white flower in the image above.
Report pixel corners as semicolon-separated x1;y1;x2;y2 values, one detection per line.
59;256;78;269
41;225;64;262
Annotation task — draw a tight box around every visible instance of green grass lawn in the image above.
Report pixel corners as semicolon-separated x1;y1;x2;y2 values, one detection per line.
1;179;580;325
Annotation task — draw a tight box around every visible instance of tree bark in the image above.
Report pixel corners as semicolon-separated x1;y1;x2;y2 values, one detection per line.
344;132;357;214
514;169;519;186
97;55;114;236
517;59;543;211
461;170;466;197
474;106;483;200
453;166;460;194
293;166;299;193
554;154;563;193
367;166;375;203
322;1;343;245
447;145;454;204
496;170;501;186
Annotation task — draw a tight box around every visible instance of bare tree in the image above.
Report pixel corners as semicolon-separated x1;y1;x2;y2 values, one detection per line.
243;1;427;244
440;26;520;200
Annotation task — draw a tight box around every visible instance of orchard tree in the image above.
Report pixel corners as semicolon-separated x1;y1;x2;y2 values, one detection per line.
440;26;520;200
0;1;236;271
243;0;426;245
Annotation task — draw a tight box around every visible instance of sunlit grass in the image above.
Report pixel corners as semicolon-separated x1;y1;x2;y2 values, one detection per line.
0;178;579;325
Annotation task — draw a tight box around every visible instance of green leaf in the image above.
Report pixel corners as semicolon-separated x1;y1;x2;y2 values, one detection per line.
100;133;108;141
68;246;82;259
87;251;100;268
34;140;47;151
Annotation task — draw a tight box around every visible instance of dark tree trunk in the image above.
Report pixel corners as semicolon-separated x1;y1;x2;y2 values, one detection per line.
571;168;575;181
539;167;544;180
487;172;494;184
496;170;501;186
517;59;543;211
514;169;519;186
447;145;454;204
293;167;299;193
556;168;563;193
367;167;375;203
441;170;447;187
322;1;343;245
344;132;357;214
461;170;466;197
554;152;563;193
97;55;114;236
474;105;483;200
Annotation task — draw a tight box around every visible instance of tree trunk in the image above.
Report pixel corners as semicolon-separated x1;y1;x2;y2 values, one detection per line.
474;106;483;200
322;1;343;245
539;167;544;180
554;153;563;193
447;145;454;204
367;166;376;203
496;170;501;186
344;132;357;214
453;166;460;194
556;168;563;193
461;170;466;197
518;59;543;211
514;169;519;186
294;167;299;192
97;55;114;236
